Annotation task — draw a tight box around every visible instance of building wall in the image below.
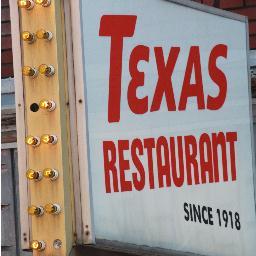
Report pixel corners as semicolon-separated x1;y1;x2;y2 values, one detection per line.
1;0;13;79
193;0;256;49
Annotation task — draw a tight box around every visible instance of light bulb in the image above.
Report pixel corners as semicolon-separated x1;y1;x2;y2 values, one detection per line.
35;0;51;7
26;169;42;181
28;205;44;216
22;31;35;44
38;64;55;77
45;203;61;215
39;99;56;111
17;0;34;10
25;135;40;147
43;168;58;180
41;134;57;145
30;240;46;251
22;66;38;78
36;29;52;41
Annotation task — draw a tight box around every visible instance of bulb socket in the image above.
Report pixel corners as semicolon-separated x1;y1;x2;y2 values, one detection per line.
41;134;57;145
39;99;56;112
43;168;58;180
53;239;62;249
22;66;38;78
25;136;40;147
26;169;42;181
17;0;34;10
30;240;46;251
36;29;53;41
38;64;55;77
28;205;44;216
45;203;61;215
22;31;36;44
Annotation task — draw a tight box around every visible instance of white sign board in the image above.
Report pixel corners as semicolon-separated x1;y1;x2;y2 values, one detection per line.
79;0;256;255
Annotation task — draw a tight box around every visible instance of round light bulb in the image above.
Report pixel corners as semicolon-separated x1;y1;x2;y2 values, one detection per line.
22;66;38;78
45;203;61;215
28;205;44;216
38;64;55;77
41;134;57;145
25;135;40;147
35;0;51;7
39;99;56;111
17;0;34;10
22;31;35;43
26;169;42;181
30;240;45;251
43;168;58;180
36;29;52;40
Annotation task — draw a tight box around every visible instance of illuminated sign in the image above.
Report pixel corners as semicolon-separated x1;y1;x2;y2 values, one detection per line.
79;1;256;256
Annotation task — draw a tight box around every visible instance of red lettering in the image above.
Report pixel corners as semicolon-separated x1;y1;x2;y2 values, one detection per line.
118;140;132;192
212;132;228;182
99;15;137;122
184;135;200;185
207;44;228;110
179;46;205;110
150;47;180;112
131;138;145;191
102;131;237;193
226;132;237;181
199;133;214;183
103;141;119;193
170;136;184;187
144;138;156;189
128;45;150;114
156;136;171;187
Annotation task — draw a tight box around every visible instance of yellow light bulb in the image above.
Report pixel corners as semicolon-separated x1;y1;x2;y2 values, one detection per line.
41;134;50;143
30;240;45;251
38;64;55;76
28;205;44;216
43;168;58;180
17;0;34;10
22;66;38;78
45;203;61;214
25;135;40;147
35;0;51;7
41;134;57;145
39;99;56;111
38;64;48;73
26;169;42;181
22;31;35;43
36;29;52;40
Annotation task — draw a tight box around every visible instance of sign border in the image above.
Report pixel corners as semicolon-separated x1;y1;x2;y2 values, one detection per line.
71;0;256;247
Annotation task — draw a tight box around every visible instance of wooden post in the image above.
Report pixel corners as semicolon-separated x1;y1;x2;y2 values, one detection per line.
9;0;30;248
18;0;74;255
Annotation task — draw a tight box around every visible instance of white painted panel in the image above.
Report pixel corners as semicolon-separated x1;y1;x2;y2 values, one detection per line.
79;1;256;255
